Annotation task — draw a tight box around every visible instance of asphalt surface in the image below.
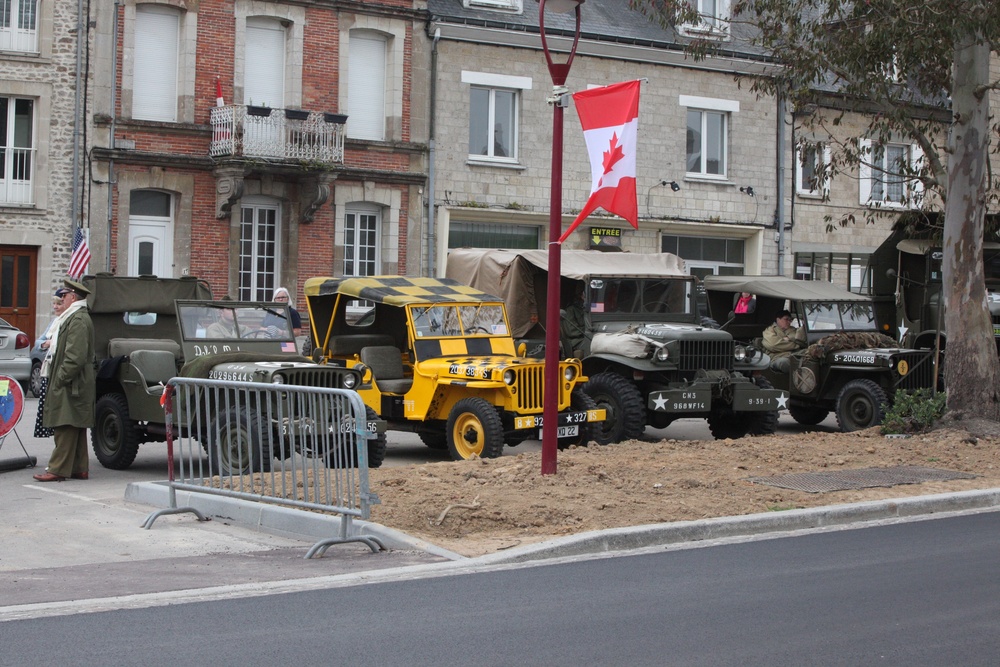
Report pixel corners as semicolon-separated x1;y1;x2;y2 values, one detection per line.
4;394;1000;622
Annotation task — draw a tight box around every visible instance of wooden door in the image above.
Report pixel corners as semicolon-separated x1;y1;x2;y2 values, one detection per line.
0;245;37;339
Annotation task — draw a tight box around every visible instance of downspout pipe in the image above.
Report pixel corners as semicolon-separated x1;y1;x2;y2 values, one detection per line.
775;91;786;276
70;0;86;231
107;0;121;271
427;28;441;277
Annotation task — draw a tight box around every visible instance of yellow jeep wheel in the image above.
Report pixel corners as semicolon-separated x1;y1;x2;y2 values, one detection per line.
446;397;505;460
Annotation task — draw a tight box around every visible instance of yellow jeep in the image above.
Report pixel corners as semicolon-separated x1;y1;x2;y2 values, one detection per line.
304;276;605;460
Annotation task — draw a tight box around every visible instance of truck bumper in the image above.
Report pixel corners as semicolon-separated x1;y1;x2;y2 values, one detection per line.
646;386;787;413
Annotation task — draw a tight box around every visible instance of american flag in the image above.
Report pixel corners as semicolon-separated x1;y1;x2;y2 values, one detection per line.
68;227;91;279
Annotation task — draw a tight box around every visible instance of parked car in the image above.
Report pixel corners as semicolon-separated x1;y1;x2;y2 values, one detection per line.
28;320;57;398
703;275;937;431
0;316;31;389
303;275;606;460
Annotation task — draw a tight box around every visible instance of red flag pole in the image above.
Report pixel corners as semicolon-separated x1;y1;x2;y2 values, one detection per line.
539;0;584;475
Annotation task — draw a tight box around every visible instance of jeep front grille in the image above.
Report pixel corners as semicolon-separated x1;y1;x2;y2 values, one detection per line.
513;365;545;412
895;351;936;391
282;368;352;390
679;340;734;372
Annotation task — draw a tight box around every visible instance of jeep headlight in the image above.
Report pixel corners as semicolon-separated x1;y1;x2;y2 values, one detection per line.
343;372;358;389
272;374;285;384
503;369;516;385
563;366;578;382
655;346;669;362
734;345;747;362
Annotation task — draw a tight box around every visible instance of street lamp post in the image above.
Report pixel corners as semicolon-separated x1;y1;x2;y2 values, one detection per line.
539;0;584;475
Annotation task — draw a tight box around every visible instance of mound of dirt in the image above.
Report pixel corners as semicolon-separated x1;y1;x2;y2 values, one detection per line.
368;427;1000;557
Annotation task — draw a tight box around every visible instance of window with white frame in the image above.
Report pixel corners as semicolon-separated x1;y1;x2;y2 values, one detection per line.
245;17;286;109
0;0;38;52
463;72;530;164
678;0;731;38
859;139;923;207
681;96;737;179
0;96;34;205
239;199;280;301
347;31;387;141
344;205;380;277
796;142;831;197
133;5;179;122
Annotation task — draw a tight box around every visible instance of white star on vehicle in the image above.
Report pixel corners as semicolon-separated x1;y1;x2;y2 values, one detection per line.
652;393;668;410
898;324;908;342
776;392;788;409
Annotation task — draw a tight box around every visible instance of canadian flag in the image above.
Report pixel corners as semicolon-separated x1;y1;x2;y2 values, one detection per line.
559;80;640;243
215;77;225;107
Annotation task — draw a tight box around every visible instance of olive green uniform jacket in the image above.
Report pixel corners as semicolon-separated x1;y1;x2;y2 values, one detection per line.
41;307;96;428
762;323;806;359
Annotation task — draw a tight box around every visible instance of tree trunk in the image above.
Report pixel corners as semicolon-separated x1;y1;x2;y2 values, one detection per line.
941;34;1000;419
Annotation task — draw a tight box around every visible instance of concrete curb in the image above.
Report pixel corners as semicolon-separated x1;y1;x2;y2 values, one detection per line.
476;487;1000;564
127;481;1000;567
125;481;467;561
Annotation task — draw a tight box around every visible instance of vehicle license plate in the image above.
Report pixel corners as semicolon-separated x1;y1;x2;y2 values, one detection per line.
556;425;579;438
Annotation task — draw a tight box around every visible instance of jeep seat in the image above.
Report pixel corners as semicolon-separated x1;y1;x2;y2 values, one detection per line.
129;349;178;394
360;346;412;394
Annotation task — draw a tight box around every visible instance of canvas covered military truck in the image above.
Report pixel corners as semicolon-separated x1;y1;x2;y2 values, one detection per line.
303;275;605;461
446;249;783;444
703;275;937;431
85;274;381;473
869;219;1000;355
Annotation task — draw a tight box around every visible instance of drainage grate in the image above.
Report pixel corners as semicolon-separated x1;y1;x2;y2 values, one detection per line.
747;466;978;493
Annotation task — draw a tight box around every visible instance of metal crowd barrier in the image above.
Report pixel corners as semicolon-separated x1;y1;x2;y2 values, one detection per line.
141;377;383;558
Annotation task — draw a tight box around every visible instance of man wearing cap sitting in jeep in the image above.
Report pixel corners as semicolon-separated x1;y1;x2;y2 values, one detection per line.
762;309;806;373
33;279;96;482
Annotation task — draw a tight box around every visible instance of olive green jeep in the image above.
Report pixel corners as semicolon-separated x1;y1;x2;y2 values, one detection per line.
85;274;382;472
703;275;937;431
304;276;605;461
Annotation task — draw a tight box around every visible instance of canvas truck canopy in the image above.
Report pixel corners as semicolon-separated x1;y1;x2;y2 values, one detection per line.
702;275;871;303
446;248;689;337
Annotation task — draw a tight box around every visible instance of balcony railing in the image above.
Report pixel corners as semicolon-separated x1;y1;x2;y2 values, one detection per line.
209;106;346;164
0;146;34;205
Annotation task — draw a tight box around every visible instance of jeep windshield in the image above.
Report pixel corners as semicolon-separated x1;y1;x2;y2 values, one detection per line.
177;302;296;342
587;277;694;317
410;303;509;338
803;301;877;333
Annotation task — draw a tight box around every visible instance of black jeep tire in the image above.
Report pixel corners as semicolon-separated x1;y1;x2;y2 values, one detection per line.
208;408;271;476
446;397;505;460
29;361;42;398
747;376;780;436
789;404;830;426
558;389;598;449
363;406;387;469
583;371;646;445
836;379;888;432
707;408;754;440
92;394;142;470
418;429;449;450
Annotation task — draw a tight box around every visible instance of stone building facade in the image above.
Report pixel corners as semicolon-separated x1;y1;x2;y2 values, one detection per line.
0;0;86;340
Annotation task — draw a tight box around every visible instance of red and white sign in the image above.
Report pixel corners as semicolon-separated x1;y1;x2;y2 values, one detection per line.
560;80;641;243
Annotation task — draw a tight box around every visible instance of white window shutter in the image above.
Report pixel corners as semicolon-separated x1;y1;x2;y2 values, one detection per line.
909;143;925;206
858;138;872;204
134;7;179;122
347;33;387;141
245;18;285;108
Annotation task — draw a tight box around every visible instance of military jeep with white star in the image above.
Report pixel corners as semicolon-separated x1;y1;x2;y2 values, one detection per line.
304;276;605;461
703;275;937;432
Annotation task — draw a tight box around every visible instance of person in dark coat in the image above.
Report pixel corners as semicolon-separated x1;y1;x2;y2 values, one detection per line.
33;287;69;438
33;279;96;482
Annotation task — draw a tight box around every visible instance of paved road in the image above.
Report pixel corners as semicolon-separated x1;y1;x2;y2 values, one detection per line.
3;510;999;665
